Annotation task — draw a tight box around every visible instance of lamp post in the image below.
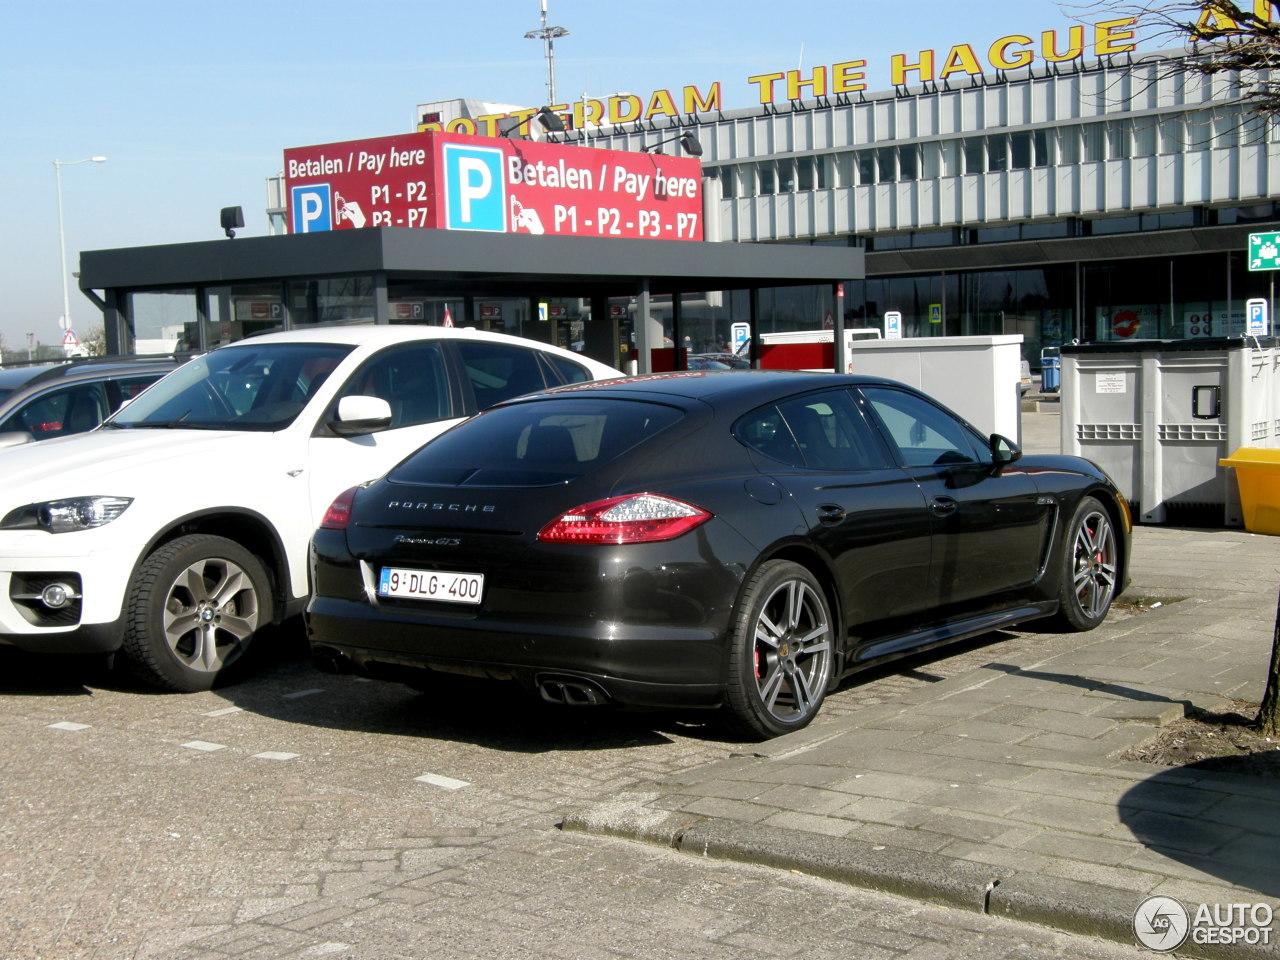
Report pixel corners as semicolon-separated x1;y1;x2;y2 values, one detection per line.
524;0;568;107
53;156;106;334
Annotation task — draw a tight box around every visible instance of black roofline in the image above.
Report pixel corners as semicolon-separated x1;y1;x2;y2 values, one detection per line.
79;228;862;299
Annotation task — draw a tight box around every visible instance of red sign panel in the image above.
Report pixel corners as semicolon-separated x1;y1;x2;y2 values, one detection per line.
283;132;703;241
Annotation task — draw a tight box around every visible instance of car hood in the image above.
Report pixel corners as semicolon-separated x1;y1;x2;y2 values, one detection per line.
0;429;278;504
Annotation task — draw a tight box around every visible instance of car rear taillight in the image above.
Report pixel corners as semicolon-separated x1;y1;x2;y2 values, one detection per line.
320;487;358;530
538;493;711;544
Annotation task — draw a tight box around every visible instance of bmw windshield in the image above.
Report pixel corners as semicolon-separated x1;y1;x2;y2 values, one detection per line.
107;343;352;432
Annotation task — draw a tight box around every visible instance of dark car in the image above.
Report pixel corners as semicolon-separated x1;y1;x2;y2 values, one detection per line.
308;371;1130;739
0;357;178;449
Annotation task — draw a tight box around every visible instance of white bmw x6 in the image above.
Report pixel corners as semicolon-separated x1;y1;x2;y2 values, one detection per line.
0;325;620;690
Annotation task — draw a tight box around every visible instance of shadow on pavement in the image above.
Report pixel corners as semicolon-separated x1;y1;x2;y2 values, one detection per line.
1118;756;1280;899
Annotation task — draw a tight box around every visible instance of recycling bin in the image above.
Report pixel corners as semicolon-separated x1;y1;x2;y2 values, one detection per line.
1219;448;1280;536
1040;347;1061;393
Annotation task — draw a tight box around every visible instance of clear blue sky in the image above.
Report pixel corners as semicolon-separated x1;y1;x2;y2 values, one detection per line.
1;0;1150;351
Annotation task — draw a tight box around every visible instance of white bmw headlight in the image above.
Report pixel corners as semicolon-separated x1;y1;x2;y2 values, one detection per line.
1;496;133;534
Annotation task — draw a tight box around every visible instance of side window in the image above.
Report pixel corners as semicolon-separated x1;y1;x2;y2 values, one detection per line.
736;404;800;466
540;351;594;385
114;375;165;405
457;342;549;408
861;386;986;467
736;389;887;471
336;342;449;428
776;391;887;470
1;384;107;439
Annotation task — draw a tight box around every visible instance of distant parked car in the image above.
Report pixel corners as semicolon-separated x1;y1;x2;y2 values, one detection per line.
0;357;179;449
0;326;621;692
308;370;1131;739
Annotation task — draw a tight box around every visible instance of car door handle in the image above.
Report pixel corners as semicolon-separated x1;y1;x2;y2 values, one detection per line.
930;496;958;518
816;503;846;525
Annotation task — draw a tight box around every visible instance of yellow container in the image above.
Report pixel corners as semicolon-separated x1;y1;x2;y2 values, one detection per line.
1219;448;1280;536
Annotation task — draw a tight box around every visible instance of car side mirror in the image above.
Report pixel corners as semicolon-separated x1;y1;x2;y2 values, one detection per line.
0;431;34;450
330;395;393;436
990;434;1022;467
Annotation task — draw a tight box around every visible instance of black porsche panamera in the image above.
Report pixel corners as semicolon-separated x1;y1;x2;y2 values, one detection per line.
307;371;1130;739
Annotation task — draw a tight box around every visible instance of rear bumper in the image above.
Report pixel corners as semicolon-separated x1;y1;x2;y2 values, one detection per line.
306;599;728;709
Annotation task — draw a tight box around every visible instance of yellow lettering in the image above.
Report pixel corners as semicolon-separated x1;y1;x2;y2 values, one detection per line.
1095;17;1137;56
607;95;642;124
989;34;1034;70
891;51;935;85
1041;26;1085;62
446;118;477;134
683;83;721;114
645;89;679;119
748;71;786;104
573;99;606;129
786;67;828;99
832;60;868;94
938;44;981;80
416;122;444;133
504;107;538;136
474;113;508;137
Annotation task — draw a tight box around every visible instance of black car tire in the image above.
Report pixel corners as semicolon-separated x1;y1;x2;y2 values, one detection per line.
1053;496;1119;632
121;534;271;692
722;560;835;740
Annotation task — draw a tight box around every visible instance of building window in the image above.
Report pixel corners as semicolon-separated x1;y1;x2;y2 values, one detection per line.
125;289;197;355
963;138;985;174
988;135;1009;171
1108;119;1132;159
288;277;374;326
856;151;875;185
898;145;919;180
1032;129;1052;166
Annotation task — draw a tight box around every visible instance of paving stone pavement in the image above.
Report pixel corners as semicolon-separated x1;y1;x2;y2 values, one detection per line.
0;652;1145;960
2;405;1277;959
567;520;1280;959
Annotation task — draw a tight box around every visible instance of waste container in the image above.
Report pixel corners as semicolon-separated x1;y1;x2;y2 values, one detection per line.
1040;346;1061;393
1061;337;1279;525
1219;448;1280;536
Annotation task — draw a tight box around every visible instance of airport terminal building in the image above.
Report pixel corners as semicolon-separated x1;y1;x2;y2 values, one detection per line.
86;22;1280;371
499;46;1280;367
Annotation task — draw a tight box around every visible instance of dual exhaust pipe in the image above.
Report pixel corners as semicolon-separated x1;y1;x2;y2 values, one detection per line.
311;648;610;707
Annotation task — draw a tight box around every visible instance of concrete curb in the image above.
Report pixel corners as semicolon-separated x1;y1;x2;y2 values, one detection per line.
563;799;1278;960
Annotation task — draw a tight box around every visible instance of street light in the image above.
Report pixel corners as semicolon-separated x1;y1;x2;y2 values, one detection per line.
53;155;106;336
641;132;704;157
524;0;568;106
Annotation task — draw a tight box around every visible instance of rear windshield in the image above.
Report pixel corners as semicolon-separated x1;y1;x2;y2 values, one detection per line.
389;397;684;487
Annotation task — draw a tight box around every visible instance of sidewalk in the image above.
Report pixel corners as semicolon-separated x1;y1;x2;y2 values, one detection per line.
566;413;1280;958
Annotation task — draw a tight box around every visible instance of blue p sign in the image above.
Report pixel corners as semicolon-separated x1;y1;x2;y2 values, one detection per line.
1246;298;1270;336
443;144;506;232
291;184;332;233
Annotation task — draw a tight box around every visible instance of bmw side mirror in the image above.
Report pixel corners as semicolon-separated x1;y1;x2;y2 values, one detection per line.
0;431;33;450
330;395;393;436
990;434;1021;466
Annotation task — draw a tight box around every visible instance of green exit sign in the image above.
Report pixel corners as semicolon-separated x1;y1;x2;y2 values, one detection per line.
1248;231;1280;270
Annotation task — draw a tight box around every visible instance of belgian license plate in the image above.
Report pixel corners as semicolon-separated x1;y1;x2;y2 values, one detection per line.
378;567;484;605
